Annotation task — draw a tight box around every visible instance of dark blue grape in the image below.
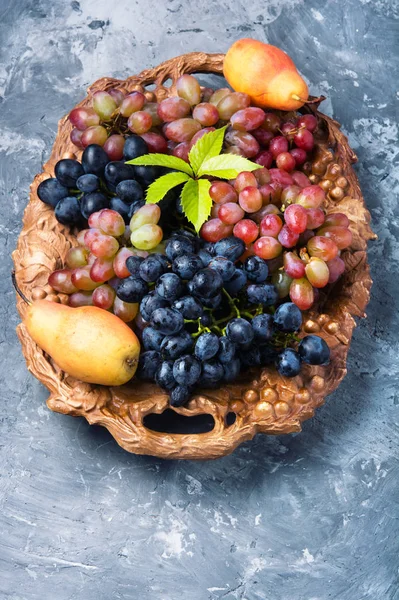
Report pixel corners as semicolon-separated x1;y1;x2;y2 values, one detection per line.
109;197;130;223
200;360;224;387
259;345;277;365
55;159;84;187
126;255;144;275
155;361;175;391
223;268;247;296
214;236;245;261
298;335;330;365
244;255;269;283
116;276;149;303
172;254;203;280
137;351;161;380
80;192;109;219
246;284;279;306
165;236;196;261
123;135;149;160
54;196;82;226
194;332;219;361
200;313;212;327
188;268;223;299
116;179;144;204
82;144;109;177
251;313;274;341
140;255;167;283
151;253;170;269
217;337;236;364
198;293;222;309
142;326;164;351
208;257;235;282
173;355;201;386
133;165;160;187
37;178;68;207
76;173;99;193
151;307;184;335
104;161;136;186
128;199;146;219
239;345;261;367
140;293;169;322
201;241;216;255
161;331;193;360
223;358;241;382
226;318;254;345
175;230;197;242
198;249;213;267
274;302;303;333
172;296;203;319
155;273;185;302
170;385;191;407
276;348;302;377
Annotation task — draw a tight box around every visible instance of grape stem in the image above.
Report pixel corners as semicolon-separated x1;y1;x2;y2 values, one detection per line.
11;271;32;305
222;288;240;318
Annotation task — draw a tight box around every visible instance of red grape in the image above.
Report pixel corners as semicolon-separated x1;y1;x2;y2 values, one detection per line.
128;111;152;134
283;252;306;278
90;234;119;258
262;112;281;133
77;229;90;248
48;269;78;294
88;211;102;229
200;218;233;242
141;132;168;154
113;248;135;278
190;127;216;147
307;236;339;261
305;257;329;288
317;226;352;250
293;129;314;151
230;107;265;131
217;92;251;120
108;88;125;106
276;152;296;172
81;126;108;147
297;114;318;132
253;167;270;186
280;120;297;141
269;136;289;159
269;168;294;187
119;92;146;117
225;130;259;157
233;219;259;244
281;185;301;206
289;277;314;310
226;146;246;157
68;291;94;307
157;97;191;122
260;214;283;237
254;236;282;259
69;107;100;130
290;148;307;166
84;228;103;248
306;208;325;230
92;284;116;309
252;128;274;146
296;185;325;209
176;74;201;106
144;103;163;126
70;128;84;148
219;202;245;225
209;88;231;105
298;229;315;246
291;171;311;188
98;209;125;237
284;204;308;233
65;247;89;269
278;224;300;248
211;204;221;218
71;266;101;291
209;181;238;204
164;118;201;143
172;142;190;162
324;212;350;228
103;134;125;161
239;186;263;213
258;184;274;204
192;103;219;126
93;91;118;121
113;297;138;323
201;87;214;102
255;150;273;168
252;204;281;223
327;256;345;283
234;171;258;193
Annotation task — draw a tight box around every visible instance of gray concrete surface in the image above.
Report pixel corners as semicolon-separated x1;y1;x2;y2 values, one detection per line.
1;0;398;598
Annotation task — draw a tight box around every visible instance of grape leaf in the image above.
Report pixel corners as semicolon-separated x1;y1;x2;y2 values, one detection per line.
145;172;191;204
126;153;193;177
197;154;261;179
188;126;227;174
180;178;212;233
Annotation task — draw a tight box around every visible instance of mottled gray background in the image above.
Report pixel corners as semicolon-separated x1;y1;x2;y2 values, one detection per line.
1;0;398;598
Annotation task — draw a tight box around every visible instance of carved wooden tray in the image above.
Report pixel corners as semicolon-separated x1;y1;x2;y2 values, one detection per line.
12;52;375;460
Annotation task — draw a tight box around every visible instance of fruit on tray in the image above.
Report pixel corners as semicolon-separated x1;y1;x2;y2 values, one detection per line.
223;39;309;111
12;274;140;386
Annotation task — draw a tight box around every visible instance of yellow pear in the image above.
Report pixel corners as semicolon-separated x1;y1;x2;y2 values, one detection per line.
15;277;140;386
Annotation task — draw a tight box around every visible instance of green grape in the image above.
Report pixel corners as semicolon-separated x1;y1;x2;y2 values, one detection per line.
209;88;231;105
130;204;161;232
217;92;251;120
272;271;293;298
65;247;89;269
130;224;163;250
113;297;139;322
175;74;201;106
92;91;118;121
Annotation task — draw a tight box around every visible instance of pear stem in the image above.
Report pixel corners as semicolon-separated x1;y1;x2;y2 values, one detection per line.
292;94;326;104
12;271;32;305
